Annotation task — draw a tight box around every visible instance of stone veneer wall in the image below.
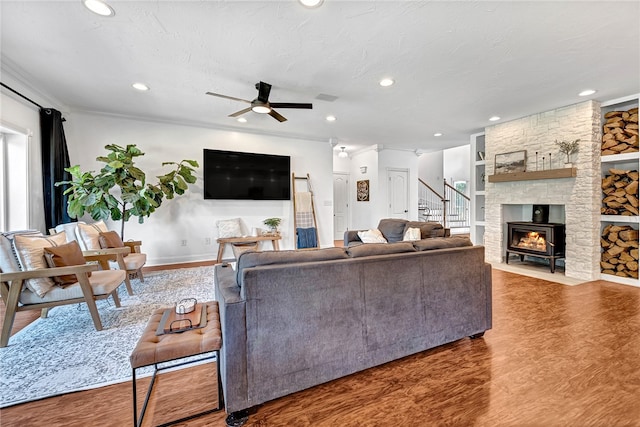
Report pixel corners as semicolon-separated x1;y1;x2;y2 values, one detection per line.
484;100;601;281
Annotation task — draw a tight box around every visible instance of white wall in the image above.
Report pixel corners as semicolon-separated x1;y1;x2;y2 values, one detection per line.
418;151;443;190
443;145;471;192
64;112;334;265
378;148;420;221
349;147;379;230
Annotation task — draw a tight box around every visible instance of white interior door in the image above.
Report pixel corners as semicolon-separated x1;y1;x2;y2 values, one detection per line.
333;173;349;241
388;168;409;219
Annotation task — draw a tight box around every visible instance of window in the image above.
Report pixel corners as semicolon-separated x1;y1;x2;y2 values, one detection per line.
0;125;30;230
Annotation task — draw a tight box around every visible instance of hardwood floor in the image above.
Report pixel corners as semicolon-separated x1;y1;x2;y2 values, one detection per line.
1;270;639;426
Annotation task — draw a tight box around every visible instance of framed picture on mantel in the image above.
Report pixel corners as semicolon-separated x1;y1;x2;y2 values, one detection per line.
495;150;527;174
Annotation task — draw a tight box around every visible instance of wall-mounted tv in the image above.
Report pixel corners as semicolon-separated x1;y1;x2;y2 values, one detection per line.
203;149;291;200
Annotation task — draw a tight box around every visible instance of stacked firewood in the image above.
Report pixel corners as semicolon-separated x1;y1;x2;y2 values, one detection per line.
601;107;639;155
601;168;639;215
601;224;639;279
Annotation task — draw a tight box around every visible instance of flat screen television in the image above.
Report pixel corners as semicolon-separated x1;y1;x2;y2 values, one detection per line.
203;149;291;200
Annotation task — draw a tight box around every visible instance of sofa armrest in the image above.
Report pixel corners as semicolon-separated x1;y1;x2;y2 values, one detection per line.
343;230;363;247
214;264;249;413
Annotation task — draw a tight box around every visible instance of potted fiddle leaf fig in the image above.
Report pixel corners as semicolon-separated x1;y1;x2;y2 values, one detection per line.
57;144;199;239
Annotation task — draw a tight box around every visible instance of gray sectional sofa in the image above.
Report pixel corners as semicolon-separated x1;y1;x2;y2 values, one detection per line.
214;232;492;425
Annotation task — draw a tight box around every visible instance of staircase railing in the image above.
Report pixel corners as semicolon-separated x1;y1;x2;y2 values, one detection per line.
418;179;446;226
443;180;470;229
418;179;470;230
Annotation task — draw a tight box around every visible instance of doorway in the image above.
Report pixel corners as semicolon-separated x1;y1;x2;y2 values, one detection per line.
333;172;349;241
387;168;409;219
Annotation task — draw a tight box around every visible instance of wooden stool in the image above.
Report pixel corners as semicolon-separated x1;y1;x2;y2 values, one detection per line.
130;301;223;427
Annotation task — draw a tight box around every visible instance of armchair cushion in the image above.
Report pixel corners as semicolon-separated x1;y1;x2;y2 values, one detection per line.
76;221;109;250
18;269;125;305
0;230;41;273
43;241;90;286
99;231;125;250
13;232;68;297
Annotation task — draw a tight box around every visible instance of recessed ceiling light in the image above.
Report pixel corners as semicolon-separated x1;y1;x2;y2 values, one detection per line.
83;0;115;17
237;117;247;123
379;78;395;87
489;116;501;122
578;89;597;97
326;115;337;122
434;132;443;137
132;82;149;91
299;0;324;8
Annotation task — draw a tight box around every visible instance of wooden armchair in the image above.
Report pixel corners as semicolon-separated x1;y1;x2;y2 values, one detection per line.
0;231;128;348
51;221;147;295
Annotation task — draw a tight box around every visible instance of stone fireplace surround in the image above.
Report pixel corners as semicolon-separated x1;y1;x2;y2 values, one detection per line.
484;101;601;281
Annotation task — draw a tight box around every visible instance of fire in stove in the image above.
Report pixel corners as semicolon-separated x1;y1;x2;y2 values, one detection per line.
515;231;547;251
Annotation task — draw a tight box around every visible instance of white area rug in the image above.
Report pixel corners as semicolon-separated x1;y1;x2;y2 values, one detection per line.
0;266;217;408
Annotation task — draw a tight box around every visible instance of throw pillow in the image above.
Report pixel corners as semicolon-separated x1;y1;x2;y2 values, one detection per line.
99;231;125;249
13;232;68;297
217;218;242;238
43;241;90;286
357;229;388;244
76;221;109;250
402;227;421;242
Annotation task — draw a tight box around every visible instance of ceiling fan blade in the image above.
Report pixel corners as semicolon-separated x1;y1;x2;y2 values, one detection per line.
268;109;287;122
269;102;313;109
206;92;251;104
229;107;252;117
257;81;272;103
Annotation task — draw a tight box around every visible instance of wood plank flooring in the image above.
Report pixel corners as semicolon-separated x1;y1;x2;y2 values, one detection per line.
1;270;639;426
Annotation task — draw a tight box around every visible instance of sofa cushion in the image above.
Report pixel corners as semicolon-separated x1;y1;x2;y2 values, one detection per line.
357;229;387;244
377;219;408;243
236;247;349;286
43;241;90;285
412;235;473;251
404;221;445;239
346;241;416;258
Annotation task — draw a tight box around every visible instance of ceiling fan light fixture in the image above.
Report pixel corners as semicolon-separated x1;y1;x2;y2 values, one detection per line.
338;147;348;158
299;0;324;8
83;0;115;16
251;104;271;114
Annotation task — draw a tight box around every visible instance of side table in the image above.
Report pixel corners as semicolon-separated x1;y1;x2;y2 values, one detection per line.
216;235;281;263
130;301;223;427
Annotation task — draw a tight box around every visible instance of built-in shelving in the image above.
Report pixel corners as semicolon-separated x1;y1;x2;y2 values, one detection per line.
488;168;576;183
470;132;486;245
599;94;639;288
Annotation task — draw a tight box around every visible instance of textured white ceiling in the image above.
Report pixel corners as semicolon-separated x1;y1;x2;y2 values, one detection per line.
1;1;639;153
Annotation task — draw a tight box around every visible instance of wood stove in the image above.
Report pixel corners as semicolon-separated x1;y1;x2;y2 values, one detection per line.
506;222;566;273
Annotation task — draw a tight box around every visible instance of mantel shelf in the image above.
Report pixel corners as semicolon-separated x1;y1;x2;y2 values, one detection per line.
488;167;577;183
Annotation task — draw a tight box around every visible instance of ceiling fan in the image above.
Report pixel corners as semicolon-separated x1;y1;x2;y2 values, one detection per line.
206;81;313;122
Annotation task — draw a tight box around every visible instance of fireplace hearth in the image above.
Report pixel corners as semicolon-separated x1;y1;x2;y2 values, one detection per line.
506;222;566;273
